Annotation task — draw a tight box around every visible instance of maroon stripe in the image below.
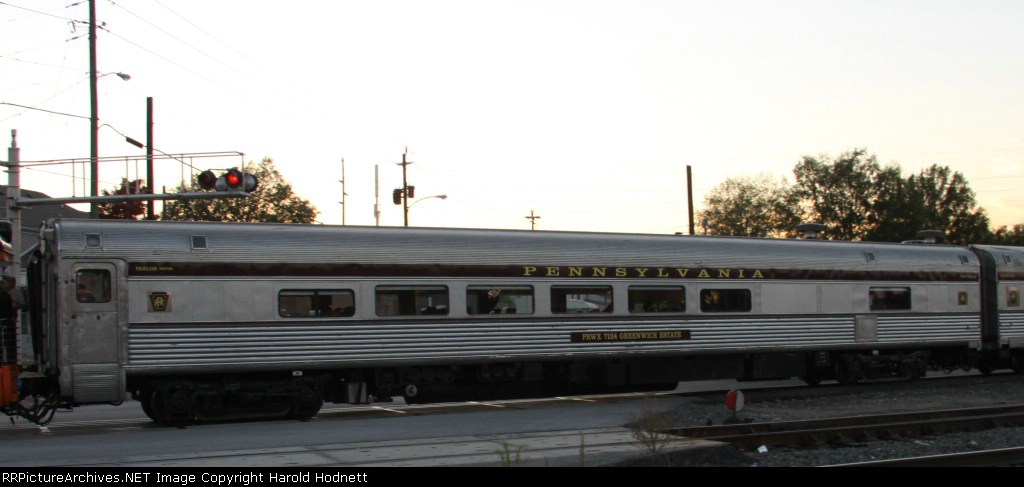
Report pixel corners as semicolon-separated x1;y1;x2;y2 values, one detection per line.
128;262;979;282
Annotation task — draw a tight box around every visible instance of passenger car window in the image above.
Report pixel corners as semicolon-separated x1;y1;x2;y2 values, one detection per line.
869;287;911;311
629;286;685;313
76;269;111;303
699;289;751;313
467;286;534;315
279;290;355;318
376;286;449;316
551;286;613;314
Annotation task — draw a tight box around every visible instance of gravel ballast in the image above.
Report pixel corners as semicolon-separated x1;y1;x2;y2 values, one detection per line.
619;375;1024;467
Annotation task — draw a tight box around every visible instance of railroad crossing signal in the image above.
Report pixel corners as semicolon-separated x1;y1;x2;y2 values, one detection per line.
197;168;258;192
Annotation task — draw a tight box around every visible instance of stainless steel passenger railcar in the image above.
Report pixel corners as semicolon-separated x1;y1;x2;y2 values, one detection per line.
5;219;1022;424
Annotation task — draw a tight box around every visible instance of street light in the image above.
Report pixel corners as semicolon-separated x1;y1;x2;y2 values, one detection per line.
406;194;447;227
98;72;131;81
410;194;448;207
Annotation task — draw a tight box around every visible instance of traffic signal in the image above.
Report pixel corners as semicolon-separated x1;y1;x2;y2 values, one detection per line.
197;170;217;190
199;168;259;192
223;168;244;189
393;188;402;205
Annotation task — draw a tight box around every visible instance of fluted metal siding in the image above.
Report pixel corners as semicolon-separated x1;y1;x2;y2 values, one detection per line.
125;314;978;370
876;315;981;342
71;364;122;402
1001;310;1024;343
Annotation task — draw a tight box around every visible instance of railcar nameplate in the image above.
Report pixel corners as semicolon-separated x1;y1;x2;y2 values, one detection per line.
570;329;691;343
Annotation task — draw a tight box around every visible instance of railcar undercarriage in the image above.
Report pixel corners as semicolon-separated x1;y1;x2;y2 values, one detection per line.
131;375;325;425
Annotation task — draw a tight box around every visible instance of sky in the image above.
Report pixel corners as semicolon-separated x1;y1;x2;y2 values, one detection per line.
1;0;1022;235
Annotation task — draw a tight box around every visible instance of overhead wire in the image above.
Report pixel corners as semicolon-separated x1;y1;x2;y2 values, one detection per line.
106;0;248;77
0;1;83;23
150;0;264;67
0;77;89;123
96;24;242;95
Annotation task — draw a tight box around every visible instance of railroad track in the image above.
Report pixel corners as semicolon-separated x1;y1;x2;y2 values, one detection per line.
677;372;1021;405
1;373;1015;437
829;446;1024;467
14;427;701;468
668;403;1024;450
0;390;684;436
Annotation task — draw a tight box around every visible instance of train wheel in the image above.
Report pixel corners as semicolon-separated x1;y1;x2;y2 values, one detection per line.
150;382;195;426
402;384;420;405
834;356;862;385
801;369;823;387
139;390;157;422
290;385;323;421
148;389;171;424
898;362;920;381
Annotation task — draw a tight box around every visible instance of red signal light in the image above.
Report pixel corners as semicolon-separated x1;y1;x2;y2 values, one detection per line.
222;168;245;190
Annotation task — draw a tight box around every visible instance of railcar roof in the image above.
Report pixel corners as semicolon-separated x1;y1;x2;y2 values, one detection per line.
970;244;1024;272
49;218;978;272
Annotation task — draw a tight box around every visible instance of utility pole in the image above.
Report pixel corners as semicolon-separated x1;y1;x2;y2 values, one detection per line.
5;130;20;278
88;0;98;218
525;210;541;231
373;164;380;226
398;148;412;227
342;158;347;225
146;97;154;220
686;165;695;236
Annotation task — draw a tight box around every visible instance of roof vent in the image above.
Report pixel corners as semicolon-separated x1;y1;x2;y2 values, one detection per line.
916;229;945;244
795;223;827;239
191;235;208;250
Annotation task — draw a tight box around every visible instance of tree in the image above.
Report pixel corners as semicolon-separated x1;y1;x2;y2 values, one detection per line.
906;165;990;245
161;157;318;223
697;174;803;238
793;148;882;241
988;224;1024;245
858;164;905;241
97;179;152;220
793;149;993;244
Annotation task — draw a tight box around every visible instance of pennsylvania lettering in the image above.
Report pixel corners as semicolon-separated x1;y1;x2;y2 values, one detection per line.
524;266;764;279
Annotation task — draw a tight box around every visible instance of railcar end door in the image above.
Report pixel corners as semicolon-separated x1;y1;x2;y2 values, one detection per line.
65;262;123;403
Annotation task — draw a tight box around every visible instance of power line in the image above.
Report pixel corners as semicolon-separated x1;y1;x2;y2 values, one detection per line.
97;24;242;95
1;39;72;56
150;0;264;68
0;77;88;123
106;0;248;78
0;1;83;23
0;53;77;69
0;101;88;119
149;0;349;125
